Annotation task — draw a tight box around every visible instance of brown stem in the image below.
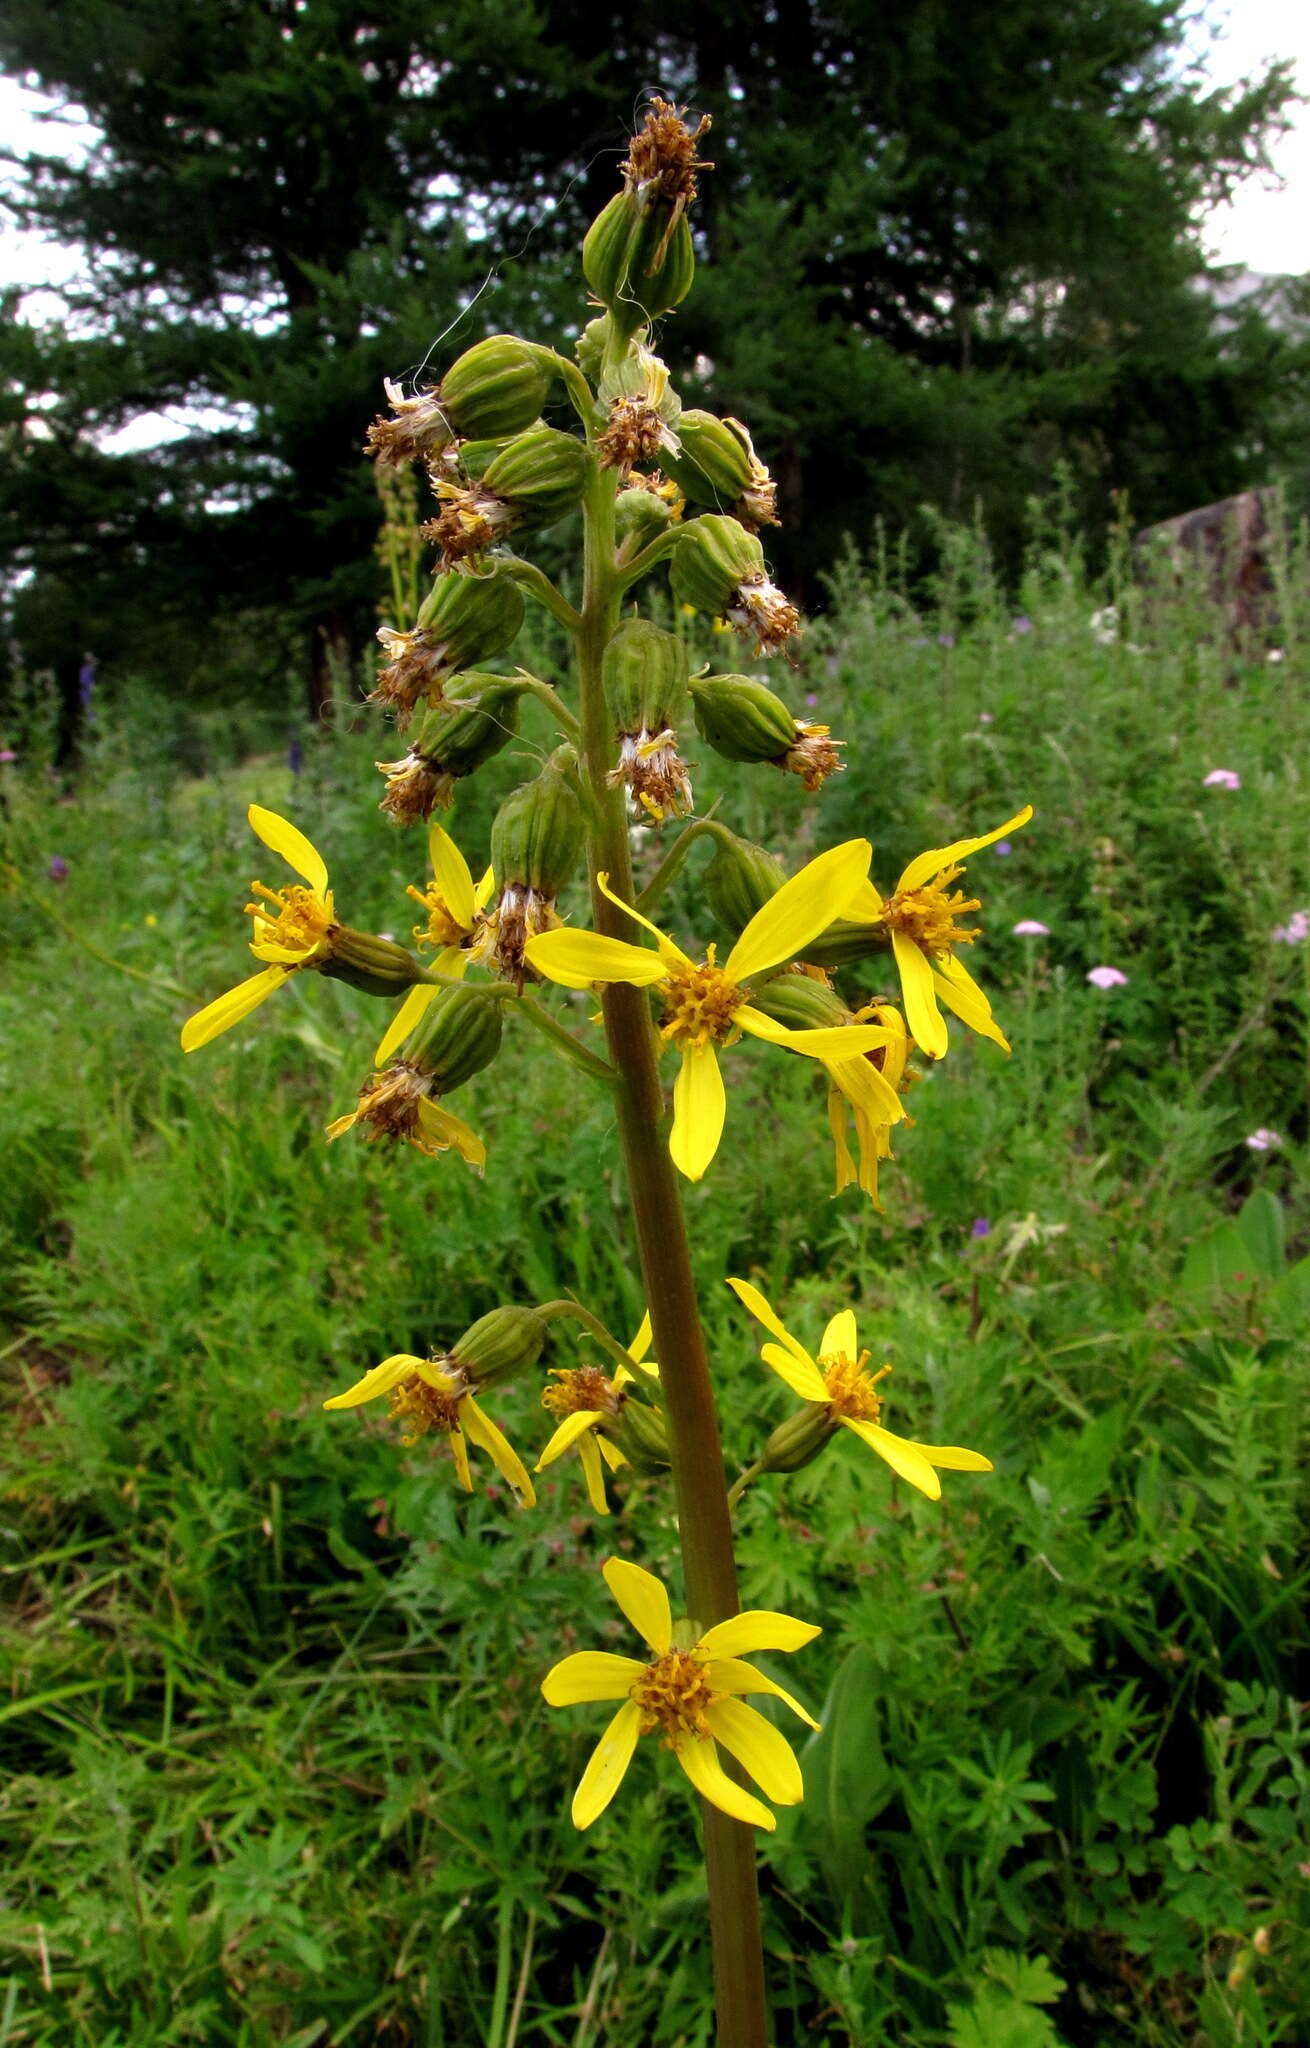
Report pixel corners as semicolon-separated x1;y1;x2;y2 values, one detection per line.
575;462;769;2048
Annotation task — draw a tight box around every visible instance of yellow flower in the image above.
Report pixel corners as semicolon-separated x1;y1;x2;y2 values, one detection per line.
849;806;1032;1059
525;839;892;1180
727;1277;993;1500
535;1315;657;1514
825;1002;912;1207
324;1066;486;1169
323;1353;534;1504
541;1557;820;1831
372;821;495;1066
181;806;338;1051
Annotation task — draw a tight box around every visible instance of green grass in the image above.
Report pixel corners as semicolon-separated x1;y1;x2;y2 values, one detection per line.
1;516;1308;2046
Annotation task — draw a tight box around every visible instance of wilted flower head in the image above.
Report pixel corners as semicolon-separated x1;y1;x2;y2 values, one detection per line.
1086;965;1128;989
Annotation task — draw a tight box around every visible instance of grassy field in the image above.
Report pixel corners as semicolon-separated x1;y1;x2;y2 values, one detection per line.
1;517;1308;2046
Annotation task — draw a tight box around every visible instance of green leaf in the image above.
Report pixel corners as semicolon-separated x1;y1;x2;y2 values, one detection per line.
1234;1188;1285;1280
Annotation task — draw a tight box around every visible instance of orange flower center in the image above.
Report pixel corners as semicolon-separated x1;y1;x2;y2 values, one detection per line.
818;1349;892;1424
407;881;472;950
630;1649;718;1746
541;1365;619;1419
246;881;335;958
659;948;747;1049
387;1368;463;1446
879;863;980;956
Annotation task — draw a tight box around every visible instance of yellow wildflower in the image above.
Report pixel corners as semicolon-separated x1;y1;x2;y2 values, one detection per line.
324;1065;486;1169
849;806;1032;1059
181;806;337;1051
535;1316;657;1514
323;1353;534;1504
727;1278;992;1500
525;839;892;1180
373;821;495;1066
541;1557;820;1831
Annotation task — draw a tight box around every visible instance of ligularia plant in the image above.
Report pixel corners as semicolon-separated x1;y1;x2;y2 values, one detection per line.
182;100;1029;2044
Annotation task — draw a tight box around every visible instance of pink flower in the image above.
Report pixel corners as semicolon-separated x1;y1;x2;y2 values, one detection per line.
0;748;17;765
1273;911;1308;944
1202;769;1241;790
978;711;994;725
1245;1128;1282;1152
1086;966;1127;989
1012;919;1049;936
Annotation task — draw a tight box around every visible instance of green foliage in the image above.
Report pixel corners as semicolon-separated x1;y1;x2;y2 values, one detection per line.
2;521;1308;2042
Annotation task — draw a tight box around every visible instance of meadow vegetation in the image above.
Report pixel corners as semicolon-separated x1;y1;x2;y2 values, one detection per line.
1;513;1308;2046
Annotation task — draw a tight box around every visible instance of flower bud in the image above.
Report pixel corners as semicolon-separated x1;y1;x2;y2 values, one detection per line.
448;1305;548;1388
750;974;849;1034
575;314;616;383
703;830;784;936
377;676;523;823
486;748;584;983
614;477;681;554
801;918;887;970
670;515;763;616
603;619;692;824
372;570;525;726
607;1393;672;1472
406;982;504;1089
423;428;589;566
759;1403;833;1474
438;336;556;443
582;100;710;339
319;928;421;998
689;672;796;761
366;339;554;468
663;413;778;530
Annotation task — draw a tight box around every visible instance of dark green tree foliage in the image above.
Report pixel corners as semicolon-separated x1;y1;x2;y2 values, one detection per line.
0;0;1301;701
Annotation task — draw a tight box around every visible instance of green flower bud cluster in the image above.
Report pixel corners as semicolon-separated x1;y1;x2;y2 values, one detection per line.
690;673;845;791
374;569;525;726
487;747;585;985
582;98;710;340
425;427;590;567
376;674;523;825
366;336;555;468
405;982;505;1090
449;1305;549;1389
671;516;801;656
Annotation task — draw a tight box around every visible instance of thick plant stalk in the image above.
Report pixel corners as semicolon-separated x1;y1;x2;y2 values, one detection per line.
574;463;770;2047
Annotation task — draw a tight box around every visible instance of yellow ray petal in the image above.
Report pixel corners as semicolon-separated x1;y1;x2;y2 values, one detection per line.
571;1698;643;1829
602;1557;672;1654
916;1442;994;1472
674;1733;775;1830
897;804;1033;895
417;1099;486;1171
669;1042;726;1182
725;1277;815;1372
734;1009;895;1062
577;1432;610;1515
536;1410;604;1469
450;1426;473;1491
828;1088;857;1195
824;1053;905;1125
459;1393;535;1504
474;863;496;911
248;938;319;964
706;1698;804;1805
375;982;438;1065
427;822;476;930
627;1311;653;1362
892;930;948;1059
844;878;884;919
818;1308;858;1361
840;1416;942;1498
595;871;692;968
525;927;668;991
322;1354;421;1409
325;1107;361;1142
248;805;329;895
597;1434;626;1471
760;1342;829;1403
725;838;872;982
932;955;1010;1052
181;965;288;1051
704;1656;821;1730
541;1651;645;1705
696;1610;822;1659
